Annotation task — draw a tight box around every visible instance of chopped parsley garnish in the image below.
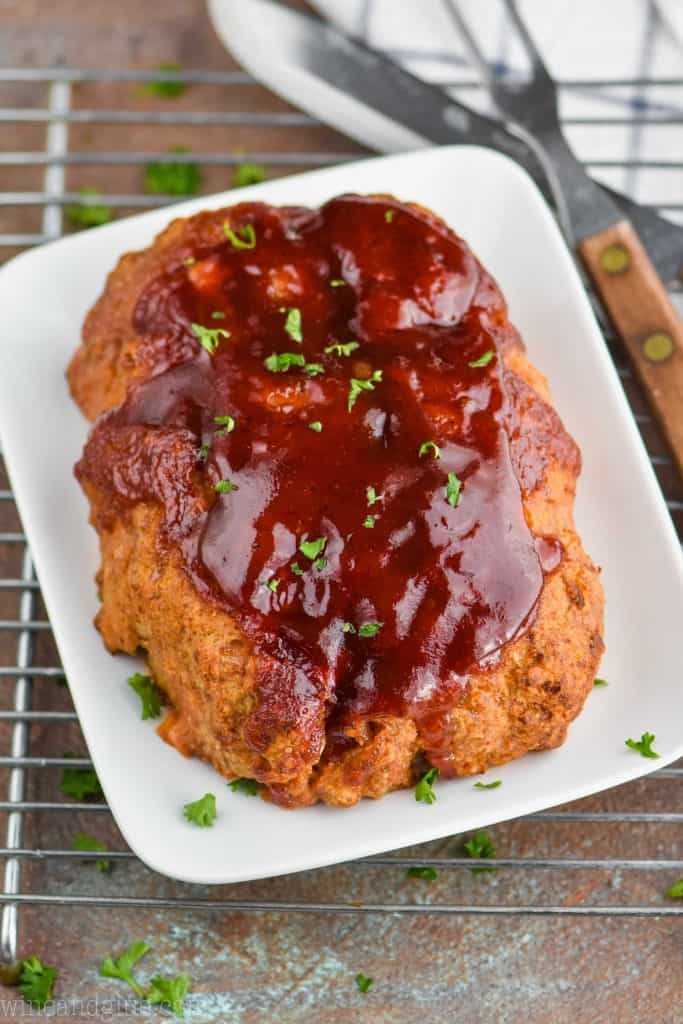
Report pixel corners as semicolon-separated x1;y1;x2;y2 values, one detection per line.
342;622;357;634
223;222;256;249
314;556;328;571
282;307;303;343
594;677;608;686
415;767;439;804
446;471;462;507
211;310;226;319
71;831;111;873
325;341;359;357
229;777;261;796
419;441;441;460
18;957;57;1009
214;414;235;435
290;562;304;576
330;278;346;287
127;672;162;720
215;479;239;494
355;973;374;993
61;754;103;802
183;256;196;266
667;879;683;899
198;444;209;461
303;362;324;377
233;161;267;187
469;350;495;368
183;792;217;827
359;621;383;637
264;351;305;372
366;486;383;506
384;210;395;223
65;188;113;229
264;577;279;592
474;780;502;790
348;369;382;411
625;732;660;758
299;536;327;560
144;62;186;98
309;421;323;432
464;830;497;872
363;515;376;528
144;147;201;195
147;975;190;1017
101;941;149;998
407;866;438;881
191;322;230;355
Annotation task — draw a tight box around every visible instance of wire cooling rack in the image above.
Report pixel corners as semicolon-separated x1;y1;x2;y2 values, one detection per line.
0;67;681;968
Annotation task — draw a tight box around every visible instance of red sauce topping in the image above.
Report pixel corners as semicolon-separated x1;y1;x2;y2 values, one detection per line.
78;196;559;752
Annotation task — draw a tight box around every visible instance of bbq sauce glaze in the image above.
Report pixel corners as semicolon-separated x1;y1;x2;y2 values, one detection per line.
78;196;561;759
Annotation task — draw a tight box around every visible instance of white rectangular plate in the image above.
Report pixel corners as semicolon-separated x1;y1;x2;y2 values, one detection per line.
1;147;681;885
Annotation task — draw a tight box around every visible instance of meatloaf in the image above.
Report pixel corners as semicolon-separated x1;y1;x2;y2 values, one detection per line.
68;194;604;807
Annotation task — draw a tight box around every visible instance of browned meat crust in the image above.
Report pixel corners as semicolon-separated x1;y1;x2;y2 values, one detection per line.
68;198;604;808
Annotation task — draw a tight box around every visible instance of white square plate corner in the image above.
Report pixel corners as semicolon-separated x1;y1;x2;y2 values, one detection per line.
0;147;681;885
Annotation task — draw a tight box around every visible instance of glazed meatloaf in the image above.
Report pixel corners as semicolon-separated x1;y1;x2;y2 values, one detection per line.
68;194;604;808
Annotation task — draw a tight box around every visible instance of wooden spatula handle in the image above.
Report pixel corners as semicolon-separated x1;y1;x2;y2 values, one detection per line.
579;219;683;480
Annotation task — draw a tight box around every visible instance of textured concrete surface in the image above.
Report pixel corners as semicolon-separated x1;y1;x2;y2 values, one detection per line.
0;2;681;1021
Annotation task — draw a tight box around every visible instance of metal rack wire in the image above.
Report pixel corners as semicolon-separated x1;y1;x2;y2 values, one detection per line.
0;67;681;967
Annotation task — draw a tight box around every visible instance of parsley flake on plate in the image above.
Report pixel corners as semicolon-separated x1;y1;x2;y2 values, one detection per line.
469;350;495;368
127;672;162;720
359;621;383;638
211;310;226;319
474;780;502;790
415;767;439;804
65;188;113;229
144;147;201;195
366;486;383;506
299;536;327;560
282;307;303;343
407;866;438;881
594;677;608;686
264;351;306;373
143;62;186;98
183;256;196;266
464;830;497;872
223;222;256;250
215;479;239;494
348;369;382;411
330;278;346;287
101;941;149;998
667;879;683;899
71;831;111;873
183;792;217;827
342;622;357;634
325;341;359;357
304;362;324;377
229;777;261;796
264;577;279;592
384;210;395;223
290;562;304;576
147;974;191;1017
314;556;328;571
355;973;374;993
363;515;376;528
419;440;441;460
233;161;267;188
214;414;235;435
446;471;462;507
625;731;660;758
198;444;209;461
191;322;230;355
61;754;103;802
18;957;57;1009
309;421;323;432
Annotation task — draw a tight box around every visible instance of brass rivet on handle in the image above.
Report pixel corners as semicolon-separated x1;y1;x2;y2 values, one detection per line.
642;331;674;363
599;243;630;274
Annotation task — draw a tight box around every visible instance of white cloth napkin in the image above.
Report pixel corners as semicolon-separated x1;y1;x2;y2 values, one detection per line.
307;0;683;214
